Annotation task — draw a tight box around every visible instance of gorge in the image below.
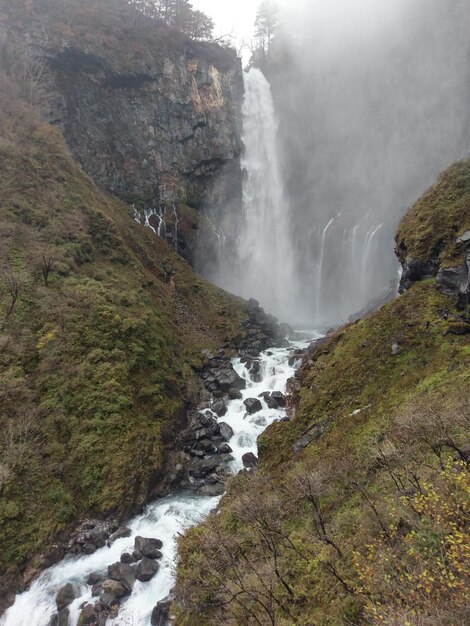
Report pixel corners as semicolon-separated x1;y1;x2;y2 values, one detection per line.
0;1;469;625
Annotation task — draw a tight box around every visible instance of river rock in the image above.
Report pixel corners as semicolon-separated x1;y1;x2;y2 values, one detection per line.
263;394;279;409
68;520;118;555
91;582;103;597
242;452;258;469
56;583;75;610
218;443;233;454
218;422;233;441
198;482;225;496
87;571;105;586
151;593;174;626
135;556;160;582
134;536;163;558
228;388;243;399
271;391;286;407
188;457;221;479
244;398;262;414
100;579;129;604
49;609;69;626
120;552;136;564
107;562;135;592
77;604;96;626
211;399;228;417
107;526;132;546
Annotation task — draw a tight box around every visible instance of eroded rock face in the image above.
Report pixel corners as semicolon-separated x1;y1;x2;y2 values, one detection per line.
49;42;243;210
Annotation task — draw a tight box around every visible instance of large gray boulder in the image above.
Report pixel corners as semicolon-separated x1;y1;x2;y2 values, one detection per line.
134;536;163;558
99;579;129;605
135;557;160;582
56;583;75;611
107;562;135;592
244;398;262;415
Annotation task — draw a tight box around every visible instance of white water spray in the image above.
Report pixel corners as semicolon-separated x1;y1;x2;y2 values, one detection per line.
231;69;296;320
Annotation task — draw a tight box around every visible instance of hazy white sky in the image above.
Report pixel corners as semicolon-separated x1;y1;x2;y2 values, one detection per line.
192;0;258;46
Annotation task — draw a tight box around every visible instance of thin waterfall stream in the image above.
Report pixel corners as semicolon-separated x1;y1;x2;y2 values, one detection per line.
1;336;320;626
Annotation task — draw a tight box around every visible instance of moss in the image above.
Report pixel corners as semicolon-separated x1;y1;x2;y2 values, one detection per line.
396;160;470;267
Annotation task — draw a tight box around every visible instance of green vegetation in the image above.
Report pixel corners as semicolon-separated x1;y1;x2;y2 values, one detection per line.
175;167;470;625
0;70;249;598
396;160;470;267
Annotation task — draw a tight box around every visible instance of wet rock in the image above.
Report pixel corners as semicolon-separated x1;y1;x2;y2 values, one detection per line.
135;556;160;582
99;579;129;604
214;368;246;392
242;453;258;469
56;583;75;610
399;258;438;292
120;552;136;564
188;457;221;479
271;391;286;407
211;400;228;417
228;388;243;400
263;394;279;409
218;443;233;454
91;582;103;598
151;593;174;626
87;572;105;586
40;545;65;569
219;422;234;441
68;520;118;556
197;439;217;453
107;562;135;592
198;481;225;496
134;536;163;558
107;526;132;546
244;398;262;415
77;604;96;626
49;609;69;626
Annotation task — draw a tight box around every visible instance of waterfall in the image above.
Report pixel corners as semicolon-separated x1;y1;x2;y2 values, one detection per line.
315;216;335;322
233;69;296;321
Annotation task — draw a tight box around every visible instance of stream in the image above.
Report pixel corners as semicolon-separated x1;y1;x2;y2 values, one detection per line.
1;335;319;626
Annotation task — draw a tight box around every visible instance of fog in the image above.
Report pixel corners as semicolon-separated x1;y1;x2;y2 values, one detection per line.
201;0;470;326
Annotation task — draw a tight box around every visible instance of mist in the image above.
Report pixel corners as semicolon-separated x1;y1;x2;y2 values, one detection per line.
203;0;470;327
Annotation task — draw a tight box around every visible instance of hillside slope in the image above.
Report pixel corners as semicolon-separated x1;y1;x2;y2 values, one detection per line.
174;163;470;625
0;75;254;612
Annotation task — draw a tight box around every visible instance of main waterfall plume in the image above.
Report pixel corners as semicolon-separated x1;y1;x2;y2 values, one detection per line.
224;68;297;321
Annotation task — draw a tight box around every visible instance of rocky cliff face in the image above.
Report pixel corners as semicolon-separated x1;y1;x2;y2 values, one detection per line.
1;0;244;231
50;41;243;208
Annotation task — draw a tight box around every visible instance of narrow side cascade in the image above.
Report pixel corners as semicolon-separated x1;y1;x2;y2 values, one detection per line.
0;336;319;626
220;68;297;322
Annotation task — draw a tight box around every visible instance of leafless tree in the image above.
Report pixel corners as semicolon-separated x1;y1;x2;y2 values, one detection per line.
2;271;23;326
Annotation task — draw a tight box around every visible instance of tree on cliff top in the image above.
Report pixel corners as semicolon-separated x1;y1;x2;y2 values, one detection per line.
129;0;214;40
254;0;280;56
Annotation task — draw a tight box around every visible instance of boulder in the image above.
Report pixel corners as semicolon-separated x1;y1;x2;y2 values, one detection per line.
244;398;262;415
219;422;233;441
197;438;217;453
263;394;279;409
77;604;96;626
228;388;243;400
214;368;246;392
197;482;225;496
99;579;129;605
120;552;136;564
217;443;233;454
107;526;132;546
49;609;69;626
135;556;160;582
91;582;103;598
271;391;286;407
242;453;258;469
56;583;75;611
151;593;174;626
188;457;221;479
107;562;135;592
211;399;228;417
86;572;105;586
134;536;163;558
